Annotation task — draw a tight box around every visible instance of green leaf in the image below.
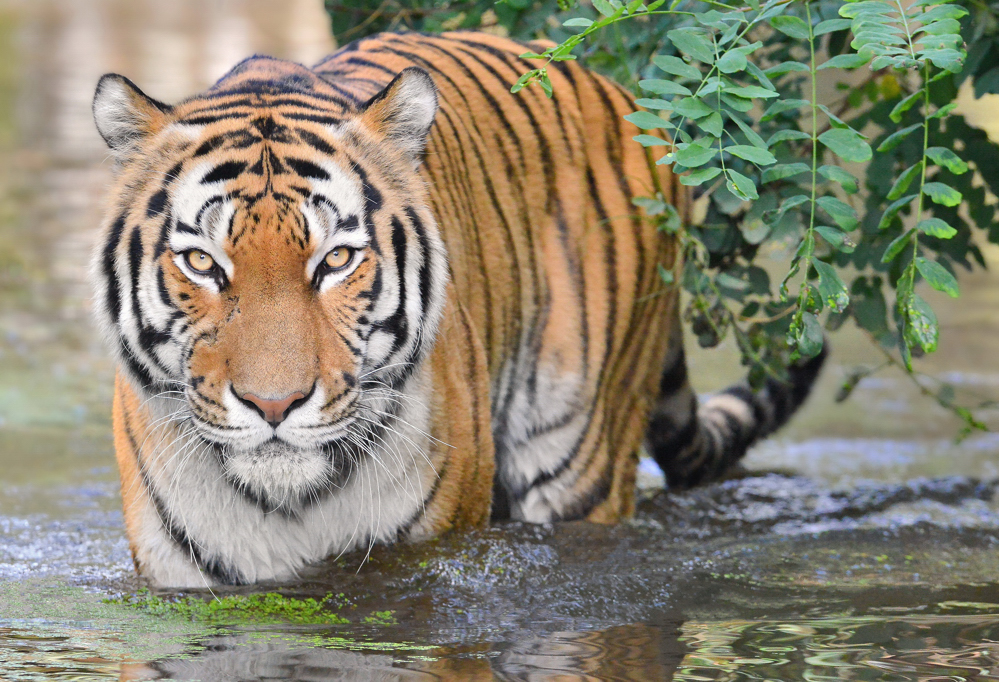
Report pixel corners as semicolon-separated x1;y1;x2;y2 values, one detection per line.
878;194;916;230
769;15;810;40
815;225;856;253
814;260;850;313
770;194;809;220
761;162;810;184
675;142;718;167
717;272;749;291
881;230;912;263
915;257;959;298
767;129;811;146
889;90;922;123
725;84;780;99
816;196;859;230
744;61;775;92
819;128;872;163
923;48;965;73
818;165;858;194
794;311;825;358
672;97;714;119
929;102;959;119
925;147;969;175
633;134;669;146
920;18;961;35
538;70;553;98
679;166;722;186
697;112;724;137
639;79;692;97
916;218;957;239
633;196;667;215
876;123;922;152
657;263;675;285
652;54;702;80
667;27;716;63
592;0;618;17
634;98;672;110
817;104;854;131
716;49;748;74
731;115;767;149
625;111;669;129
887;161;923;200
765;61;810;77
904;293;938;354
814;18;852;36
917;5;968;22
562;17;593;27
818;53;871;70
721;93;754;113
511;70;537;93
725;144;776;165
917;4;968;21
726;169;758;200
923;182;962;207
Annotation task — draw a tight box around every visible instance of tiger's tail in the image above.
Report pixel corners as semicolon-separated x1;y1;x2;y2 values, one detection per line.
645;324;826;490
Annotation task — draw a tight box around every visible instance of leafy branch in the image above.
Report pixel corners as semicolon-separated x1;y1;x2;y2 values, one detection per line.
510;0;986;430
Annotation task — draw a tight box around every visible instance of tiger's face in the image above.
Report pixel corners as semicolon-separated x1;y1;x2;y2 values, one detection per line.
92;61;447;513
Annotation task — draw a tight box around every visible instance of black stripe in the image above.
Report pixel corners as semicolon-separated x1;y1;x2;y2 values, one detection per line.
321;55;399;78
296;128;337;156
285;157;330;180
381;216;410;357
202;161;246;184
405;207;434;320
101;215;127;322
146;189;168;219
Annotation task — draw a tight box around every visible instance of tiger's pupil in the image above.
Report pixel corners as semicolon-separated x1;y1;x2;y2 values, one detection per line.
187;250;215;272
325;247;352;270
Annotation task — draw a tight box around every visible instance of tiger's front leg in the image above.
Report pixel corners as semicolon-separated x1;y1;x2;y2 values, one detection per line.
399;291;496;538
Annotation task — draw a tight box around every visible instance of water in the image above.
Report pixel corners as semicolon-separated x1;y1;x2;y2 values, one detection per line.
3;0;999;678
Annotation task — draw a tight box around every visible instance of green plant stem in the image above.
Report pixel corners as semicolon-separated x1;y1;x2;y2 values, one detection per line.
787;0;820;351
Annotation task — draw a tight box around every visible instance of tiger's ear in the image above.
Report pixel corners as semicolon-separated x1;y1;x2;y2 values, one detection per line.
92;74;172;161
357;67;438;167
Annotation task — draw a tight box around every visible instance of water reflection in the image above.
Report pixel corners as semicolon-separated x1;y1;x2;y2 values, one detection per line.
10;614;999;681
119;623;686;681
676;615;999;680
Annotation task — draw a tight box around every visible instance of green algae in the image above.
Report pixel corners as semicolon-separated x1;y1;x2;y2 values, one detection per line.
107;590;352;625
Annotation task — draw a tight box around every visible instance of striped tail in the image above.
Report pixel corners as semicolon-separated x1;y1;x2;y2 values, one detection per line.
645;325;826;490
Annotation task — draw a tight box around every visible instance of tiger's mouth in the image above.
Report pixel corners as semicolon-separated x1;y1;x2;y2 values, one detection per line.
212;437;356;516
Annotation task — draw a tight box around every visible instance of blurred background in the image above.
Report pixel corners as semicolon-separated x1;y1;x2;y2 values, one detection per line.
4;0;999;678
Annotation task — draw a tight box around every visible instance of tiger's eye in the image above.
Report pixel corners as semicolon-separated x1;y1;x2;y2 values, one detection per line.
324;247;353;270
186;250;215;272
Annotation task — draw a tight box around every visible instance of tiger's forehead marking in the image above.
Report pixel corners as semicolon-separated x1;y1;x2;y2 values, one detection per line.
168;132;368;253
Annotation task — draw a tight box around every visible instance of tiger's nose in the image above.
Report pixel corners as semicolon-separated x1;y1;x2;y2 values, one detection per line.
238;390;308;425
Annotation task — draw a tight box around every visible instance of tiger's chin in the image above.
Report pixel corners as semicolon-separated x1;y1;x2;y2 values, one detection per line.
218;439;337;516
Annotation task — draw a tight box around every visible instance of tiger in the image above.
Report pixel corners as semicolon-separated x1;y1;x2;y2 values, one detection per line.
90;31;824;588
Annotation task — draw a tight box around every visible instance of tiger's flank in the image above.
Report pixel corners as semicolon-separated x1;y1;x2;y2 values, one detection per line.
90;32;824;587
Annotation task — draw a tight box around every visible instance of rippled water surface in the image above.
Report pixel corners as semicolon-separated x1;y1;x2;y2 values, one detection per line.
4;0;999;679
